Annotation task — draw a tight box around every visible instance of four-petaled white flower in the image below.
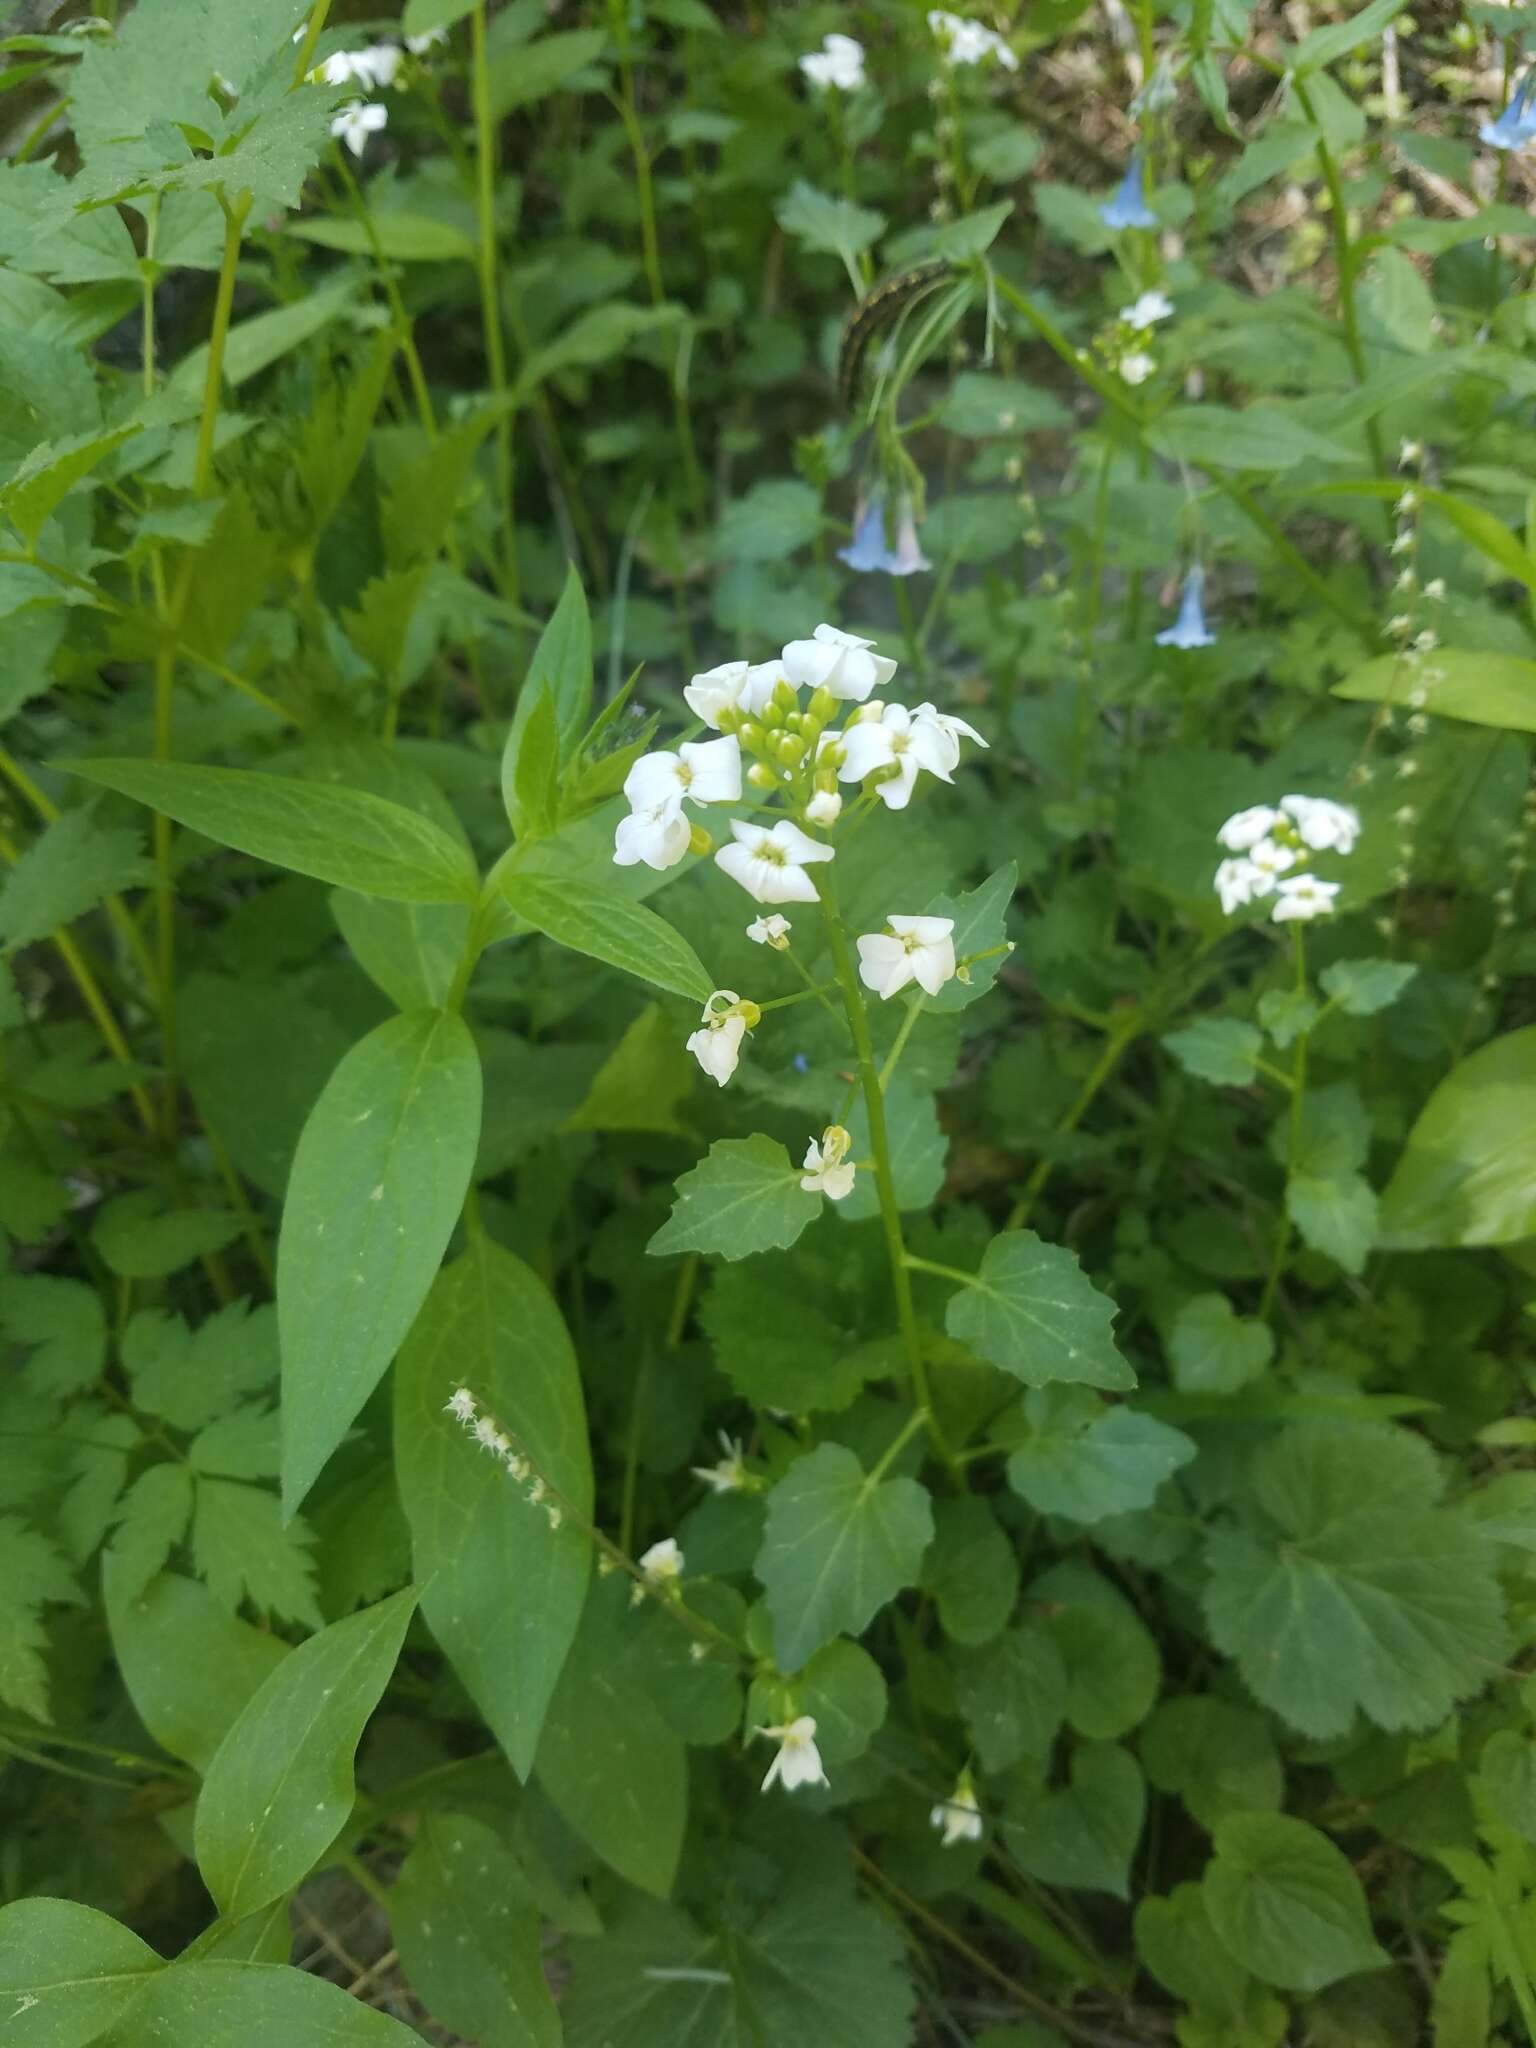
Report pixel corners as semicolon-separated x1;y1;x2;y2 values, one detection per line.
716;819;834;904
801;1124;856;1200
1217;805;1281;852
322;45;402;89
613;737;741;871
805;788;843;826
758;1716;829;1793
445;1387;476;1423
747;913;792;949
686;990;754;1087
684;659;781;730
1214;857;1260;916
838;701;959;809
928;9;1019;68
913;701;988;771
331;101;388;156
692;1432;750;1494
930;1780;983;1847
1247;838;1298;888
857;915;957;999
1272;874;1340;922
781;623;897;703
1280;794;1361;854
1126;289;1174;326
800;31;866;90
638;1536;684;1585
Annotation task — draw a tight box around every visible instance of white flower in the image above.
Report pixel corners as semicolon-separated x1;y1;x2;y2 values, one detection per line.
759;1716;828;1793
1217;805;1281;852
613;798;689;871
684;659;781;730
1126;289;1174;326
330;102;388;156
801;1124;856;1200
322;45;402;89
1272;875;1340;923
930;1781;983;1847
445;1387;477;1424
1214;857;1260;916
1280;794;1361;854
837;702;957;809
857;915;957;999
1120;351;1155;386
692;1432;749;1493
407;27;449;54
747;913;792;949
912;701;988;771
639;1536;684;1585
613;738;741;871
928;9;1019;68
805;788;843;826
1247;838;1298;889
781;623;897;703
716;819;834;904
800;31;866;90
686;991;753;1087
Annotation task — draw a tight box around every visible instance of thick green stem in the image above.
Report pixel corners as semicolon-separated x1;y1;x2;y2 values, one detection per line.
815;872;959;1479
471;3;519;620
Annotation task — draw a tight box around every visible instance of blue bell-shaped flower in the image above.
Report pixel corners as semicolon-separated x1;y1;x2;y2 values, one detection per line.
839;493;932;578
1155;565;1217;648
1480;71;1536;151
1099;149;1157;231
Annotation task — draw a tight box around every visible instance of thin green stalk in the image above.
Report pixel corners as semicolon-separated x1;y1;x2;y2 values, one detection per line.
1005;1008;1144;1231
1258;924;1309;1321
292;0;332;88
471;3;519;620
814;869;959;1480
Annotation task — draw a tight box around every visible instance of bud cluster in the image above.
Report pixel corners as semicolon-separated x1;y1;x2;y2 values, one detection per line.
444;1386;564;1533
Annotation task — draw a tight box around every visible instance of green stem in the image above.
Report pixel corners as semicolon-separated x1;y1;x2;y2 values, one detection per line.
866;1404;930;1486
1258;924;1309;1321
879;997;926;1089
1005;1009;1144;1231
903;1252;981;1289
291;0;332;87
814;870;959;1480
471;2;519;620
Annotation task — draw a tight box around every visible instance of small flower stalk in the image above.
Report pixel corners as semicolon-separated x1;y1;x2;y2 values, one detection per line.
1213;796;1359;924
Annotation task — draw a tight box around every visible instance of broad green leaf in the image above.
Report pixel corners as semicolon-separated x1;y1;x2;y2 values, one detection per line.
1168;1293;1273;1394
1285;1170;1377;1273
1003;1743;1146;1897
1162;1017;1262;1086
924;1495;1019;1647
177;1900;293;1966
1135;1884;1266;2026
1334;648;1536;734
1474;1730;1536;1844
1006;1387;1195;1523
777;1638;888;1767
774;180;886;268
394;1238;592;1779
0;1514;80;1721
288;213;477;262
0;1272;106;1396
1202;1813;1389;1992
945;1230;1133;1392
516;300;685;395
649;1134;820;1260
189;1476;321;1630
953;1621;1067;1770
503;563;593;832
1033;1561;1160;1740
565;1002;695;1137
534;1581;688;1897
329;891;469;1012
840;1078;946;1220
64;760;479;905
1;424;139;548
278;1009;482;1515
1257;987;1318;1048
391;1813;561;2048
0;805;152;952
1140;1696;1283;1831
99;1960;421;2043
93;1192;241;1279
936;375;1069;437
698;1253;884;1412
101;1563;289;1771
921;861;1016;1013
1318;957;1417;1016
1289;0;1404;76
1148;404;1354;472
1201;1423;1509;1738
0;1897;161;2048
502;866;714;1003
195;1586;418;1919
755;1441;933;1671
713;479;822;563
487;26;607;119
1378;1026;1536;1248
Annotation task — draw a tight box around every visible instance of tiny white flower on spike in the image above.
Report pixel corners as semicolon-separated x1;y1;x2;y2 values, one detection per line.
639;1537;684;1586
930;1780;983;1847
759;1716;829;1793
747;913;792;948
1126;289;1174;326
857;915;957;999
472;1415;501;1453
684;659;782;730
331;102;388;156
445;1387;476;1423
837;702;956;809
780;623;897;703
1214;857;1260;916
805;788;843;826
1216;805;1281;852
1120;351;1155;386
1280;794;1360;854
1272;874;1340;922
716;818;834;904
692;1432;749;1494
801;1125;856;1200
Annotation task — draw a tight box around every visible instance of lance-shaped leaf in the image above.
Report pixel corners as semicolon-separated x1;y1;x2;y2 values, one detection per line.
394;1238;592;1779
105;1959;423;2043
195;1586;418;1920
63;760;480;905
279;1010;482;1515
945;1230;1133;1391
650;1134;820;1260
0;1896;161;2048
501;865;714;1003
755;1442;933;1671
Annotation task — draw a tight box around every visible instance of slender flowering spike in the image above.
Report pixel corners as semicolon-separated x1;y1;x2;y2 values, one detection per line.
638;1536;684;1585
1272;874;1340;922
800;31;866;90
692;1432;750;1494
1126;289;1174;326
445;1387;477;1424
840;495;932;577
1214;857;1261;916
747;913;792;948
1099;149;1157;231
684;658;781;730
781;623;897;702
801;1124;857;1200
1280;794;1361;854
472;1415;502;1453
716;818;834;904
857;915;958;999
1155;566;1217;649
930;1779;984;1847
1217;805;1281;852
686;991;754;1087
928;9;1019;68
331;102;388;157
1481;72;1536;151
758;1716;829;1793
838;702;958;809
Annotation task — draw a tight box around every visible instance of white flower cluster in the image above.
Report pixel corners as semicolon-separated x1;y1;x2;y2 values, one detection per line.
444;1386;563;1530
799;31;866;91
319;30;445;156
1214;796;1360;923
928;9;1020;68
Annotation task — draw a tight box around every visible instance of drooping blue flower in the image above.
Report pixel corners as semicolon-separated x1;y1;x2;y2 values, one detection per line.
1155;566;1217;649
839;494;932;578
1099;149;1157;231
1480;71;1536;151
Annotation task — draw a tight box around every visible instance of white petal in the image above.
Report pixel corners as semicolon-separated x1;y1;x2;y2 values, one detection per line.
767;820;835;865
680;734;742;805
624;750;683;809
857;933;911;998
837;724;895;783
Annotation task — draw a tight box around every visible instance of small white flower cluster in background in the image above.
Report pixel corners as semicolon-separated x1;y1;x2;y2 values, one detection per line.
1214;796;1360;923
634;1537;685;1606
319;29;446;156
928;9;1020;69
444;1386;563;1530
799;31;866;91
930;1775;983;1846
1114;288;1173;386
758;1715;829;1793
